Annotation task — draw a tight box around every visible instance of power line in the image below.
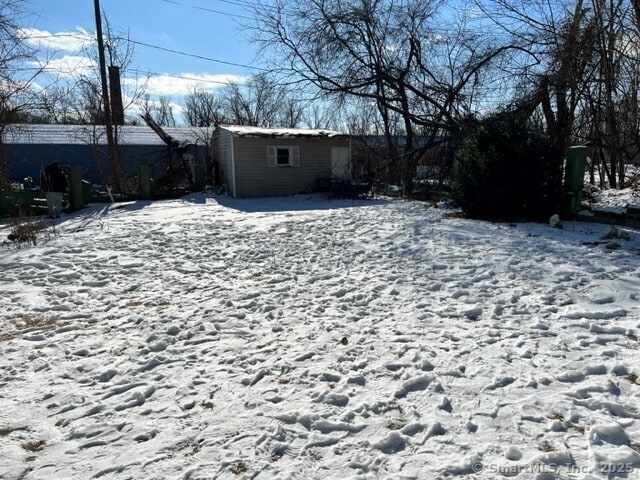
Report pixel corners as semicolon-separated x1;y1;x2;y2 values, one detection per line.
121;38;267;72
212;0;256;9
158;0;253;21
129;68;247;86
18;33;93;42
161;0;257;11
20;32;266;73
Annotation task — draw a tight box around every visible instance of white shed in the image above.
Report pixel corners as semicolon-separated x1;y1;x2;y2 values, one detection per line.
214;125;351;197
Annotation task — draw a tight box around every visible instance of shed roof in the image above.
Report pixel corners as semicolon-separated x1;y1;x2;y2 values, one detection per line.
219;125;345;138
2;124;211;146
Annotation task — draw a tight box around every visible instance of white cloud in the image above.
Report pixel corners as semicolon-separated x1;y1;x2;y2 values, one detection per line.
18;27;94;52
133;73;247;97
19;26;249;122
33;55;96;77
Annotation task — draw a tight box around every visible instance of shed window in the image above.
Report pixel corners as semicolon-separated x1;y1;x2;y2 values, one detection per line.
267;146;300;167
277;148;290;165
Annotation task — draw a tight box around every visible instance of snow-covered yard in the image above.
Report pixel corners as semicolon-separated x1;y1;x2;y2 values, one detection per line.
1;194;639;479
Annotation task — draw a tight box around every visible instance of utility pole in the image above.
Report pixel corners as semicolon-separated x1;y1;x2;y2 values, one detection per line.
93;0;120;191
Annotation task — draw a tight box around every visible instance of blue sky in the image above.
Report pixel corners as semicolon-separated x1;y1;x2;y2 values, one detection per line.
21;0;261;112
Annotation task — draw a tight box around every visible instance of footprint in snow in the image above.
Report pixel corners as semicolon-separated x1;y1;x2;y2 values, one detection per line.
394;374;433;399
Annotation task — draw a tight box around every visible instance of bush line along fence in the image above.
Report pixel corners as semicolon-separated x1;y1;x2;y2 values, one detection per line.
1;164;206;217
1;166;86;217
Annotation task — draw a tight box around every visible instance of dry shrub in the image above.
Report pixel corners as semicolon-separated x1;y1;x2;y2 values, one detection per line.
230;462;248;474
0;426;27;436
12;313;59;330
21;440;45;452
5;209;54;247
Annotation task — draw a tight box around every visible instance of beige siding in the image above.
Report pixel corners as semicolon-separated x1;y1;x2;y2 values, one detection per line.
232;136;349;197
215;129;234;193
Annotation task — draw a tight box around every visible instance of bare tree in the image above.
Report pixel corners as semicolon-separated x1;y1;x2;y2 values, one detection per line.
29;14;148;190
253;0;509;194
274;95;305;128
37;84;80;124
183;87;225;127
220;73;303;128
479;0;597;162
587;0;638;188
138;94;176;126
76;75;106;124
299;96;343;130
0;0;43;187
29;16;147;127
155;96;175;126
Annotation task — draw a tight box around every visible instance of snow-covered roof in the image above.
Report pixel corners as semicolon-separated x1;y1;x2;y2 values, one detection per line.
219;125;345;138
2;124;211;146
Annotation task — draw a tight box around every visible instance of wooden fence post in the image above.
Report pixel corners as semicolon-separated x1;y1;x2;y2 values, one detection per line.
68;165;84;211
192;163;205;191
139;165;151;200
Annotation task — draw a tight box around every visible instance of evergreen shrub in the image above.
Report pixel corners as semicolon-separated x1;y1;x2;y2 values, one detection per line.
451;112;563;220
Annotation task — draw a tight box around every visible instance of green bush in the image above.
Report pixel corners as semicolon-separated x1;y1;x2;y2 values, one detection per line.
451;112;563;220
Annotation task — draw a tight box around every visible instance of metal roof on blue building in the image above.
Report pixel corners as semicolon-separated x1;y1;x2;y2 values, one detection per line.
2;124;211;146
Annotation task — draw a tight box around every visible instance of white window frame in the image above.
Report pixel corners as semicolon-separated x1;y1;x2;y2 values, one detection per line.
267;146;300;168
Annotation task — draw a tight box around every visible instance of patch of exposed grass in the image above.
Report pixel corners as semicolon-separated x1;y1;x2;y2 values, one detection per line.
443;210;466;219
176;439;202;456
626;373;638;385
386;421;406;430
201;391;215;409
0;426;27;436
21;440;45;452
538;440;555;452
12;313;59;330
230;462;248;474
6;211;55;248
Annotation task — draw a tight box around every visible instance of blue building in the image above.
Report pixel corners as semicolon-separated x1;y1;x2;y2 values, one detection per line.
2;124;211;187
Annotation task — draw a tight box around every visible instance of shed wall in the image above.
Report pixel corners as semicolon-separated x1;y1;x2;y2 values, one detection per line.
215;129;234;193
232;136;349;197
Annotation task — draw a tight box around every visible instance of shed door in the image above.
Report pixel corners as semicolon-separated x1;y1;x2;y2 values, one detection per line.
331;147;350;180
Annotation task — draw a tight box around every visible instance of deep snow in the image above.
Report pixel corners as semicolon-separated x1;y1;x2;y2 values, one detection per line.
1;194;639;480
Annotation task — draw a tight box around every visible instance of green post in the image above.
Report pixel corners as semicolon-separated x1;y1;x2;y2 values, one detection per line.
192;162;205;191
139;165;152;200
563;146;587;214
68;165;84;211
